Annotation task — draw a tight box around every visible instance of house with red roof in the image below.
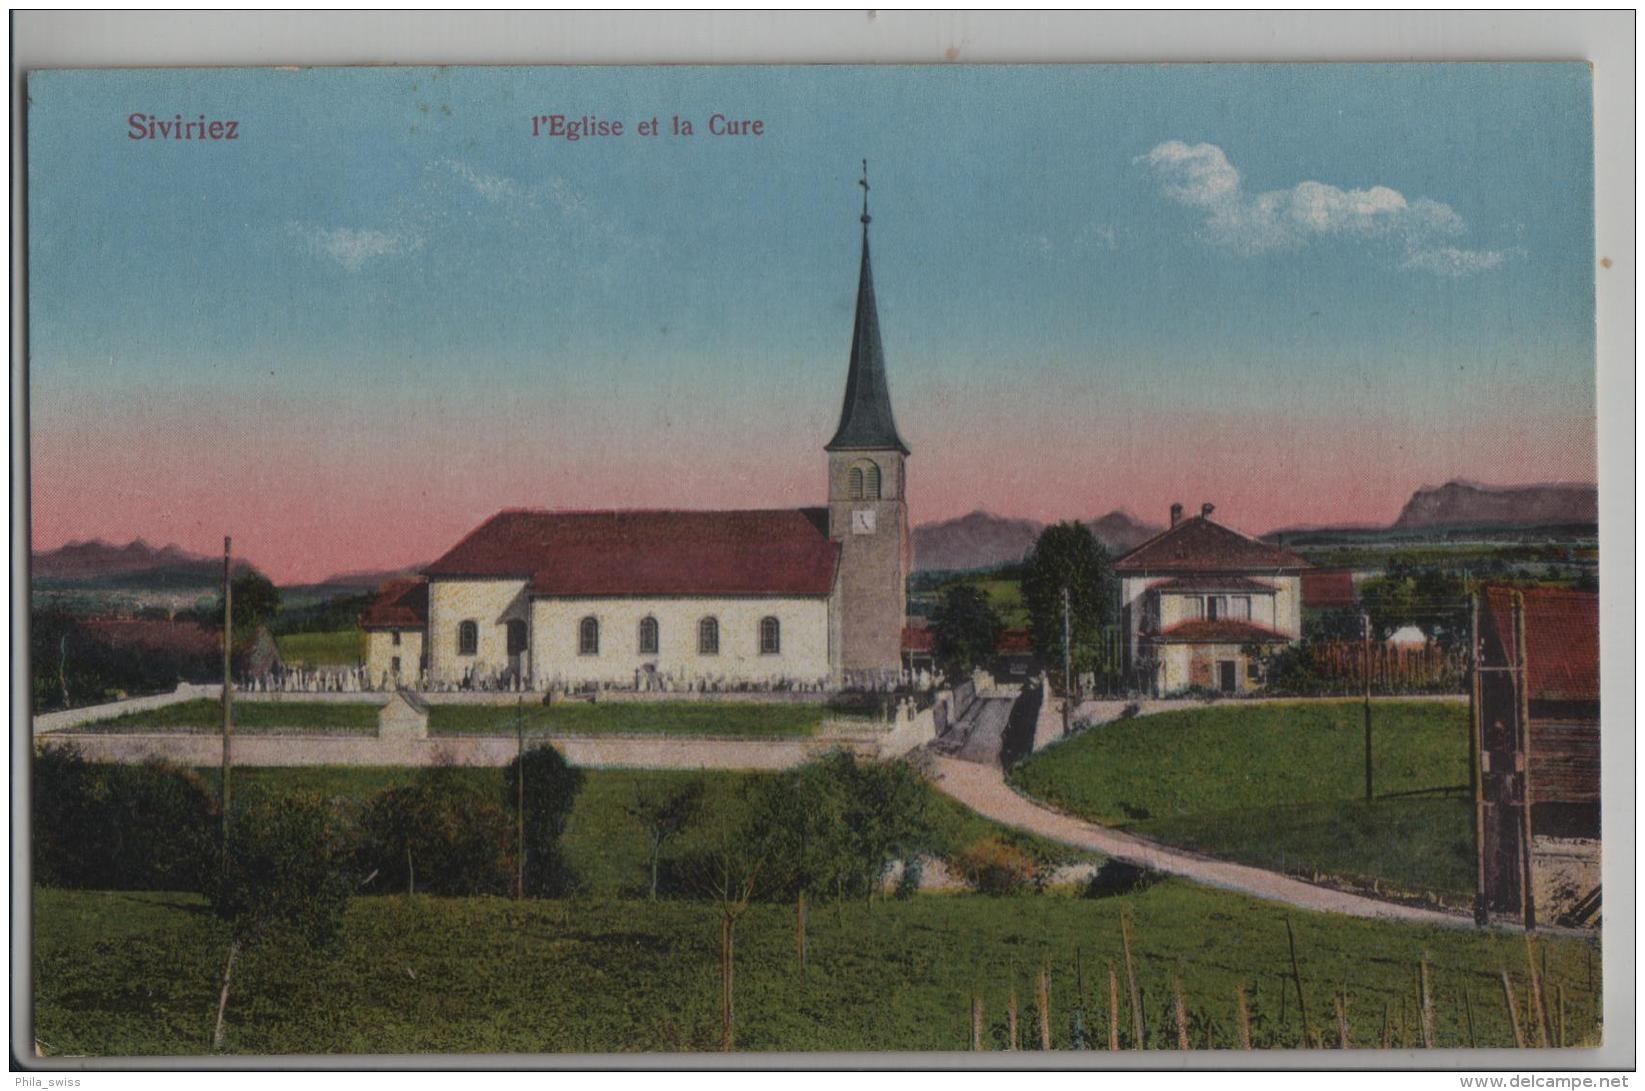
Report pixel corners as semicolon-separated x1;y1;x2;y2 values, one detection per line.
360;190;912;691
1114;502;1312;696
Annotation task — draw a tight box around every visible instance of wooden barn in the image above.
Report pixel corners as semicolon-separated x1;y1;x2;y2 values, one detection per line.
1473;586;1600;929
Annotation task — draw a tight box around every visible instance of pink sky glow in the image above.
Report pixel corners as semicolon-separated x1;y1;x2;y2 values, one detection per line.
31;394;1596;584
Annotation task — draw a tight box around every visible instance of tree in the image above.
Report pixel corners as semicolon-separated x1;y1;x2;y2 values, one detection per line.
1020;522;1114;693
502;745;584;896
625;778;705;900
686;823;767;1052
206;792;353;1050
930;583;1003;681
225;568;282;633
743;749;937;903
359;765;514;896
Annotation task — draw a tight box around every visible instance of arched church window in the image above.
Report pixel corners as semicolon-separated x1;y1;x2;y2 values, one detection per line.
848;466;865;500
579;616;600;656
638;616;660;655
506;619;528;656
457;620;478;656
698;616;720;656
863;462;882;499
759;616;781;655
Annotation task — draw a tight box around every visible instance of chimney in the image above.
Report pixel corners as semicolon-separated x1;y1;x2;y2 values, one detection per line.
1169;503;1183;527
1201;502;1216;519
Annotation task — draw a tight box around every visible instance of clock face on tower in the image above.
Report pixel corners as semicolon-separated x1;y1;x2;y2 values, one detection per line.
851;508;877;535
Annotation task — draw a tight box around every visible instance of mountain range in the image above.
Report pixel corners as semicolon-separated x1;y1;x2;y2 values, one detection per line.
911;509;1162;573
33;481;1598;587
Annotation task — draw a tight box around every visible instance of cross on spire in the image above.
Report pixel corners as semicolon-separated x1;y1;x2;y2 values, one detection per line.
859;159;871;225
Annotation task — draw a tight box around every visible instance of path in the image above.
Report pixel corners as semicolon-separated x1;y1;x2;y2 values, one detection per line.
928;755;1473;928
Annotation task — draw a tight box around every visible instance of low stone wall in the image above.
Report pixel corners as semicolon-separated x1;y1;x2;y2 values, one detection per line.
1031;675;1064;753
45;731;892;771
32;683;222;735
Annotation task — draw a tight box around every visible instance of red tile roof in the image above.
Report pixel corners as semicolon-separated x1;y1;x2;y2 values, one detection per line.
1115;516;1309;574
996;627;1034;654
359;579;429;630
902;624;934;653
1302;569;1358;609
425;509;840;598
1152;575;1278;594
901;624;1034;655
1155;619;1291;644
1483;586;1599;703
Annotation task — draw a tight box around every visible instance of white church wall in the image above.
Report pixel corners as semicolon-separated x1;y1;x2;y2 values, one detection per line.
529;595;833;688
365;629;424;688
427;577;531;684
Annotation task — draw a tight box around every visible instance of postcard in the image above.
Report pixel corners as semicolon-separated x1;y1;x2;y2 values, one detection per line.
23;62;1601;1062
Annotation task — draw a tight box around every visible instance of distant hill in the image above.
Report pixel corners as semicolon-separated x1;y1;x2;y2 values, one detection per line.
33;539;253;586
911;509;1164;572
1266;481;1598;545
311;564;427;592
911;511;1042;573
1086;510;1163;554
1392;481;1597;531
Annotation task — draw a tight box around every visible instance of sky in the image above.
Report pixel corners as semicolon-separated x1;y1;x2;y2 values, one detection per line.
27;64;1596;582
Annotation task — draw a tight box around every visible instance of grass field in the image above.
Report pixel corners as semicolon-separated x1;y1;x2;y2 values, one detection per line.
1010;700;1474;900
274;629;365;667
425;701;830;737
221;765;1090;897
72;699;379;733
32;883;1600;1055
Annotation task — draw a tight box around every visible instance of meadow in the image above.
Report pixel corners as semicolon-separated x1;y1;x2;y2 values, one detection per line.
1010;700;1475;901
273;629;366;667
33;882;1599;1055
72;699;379;733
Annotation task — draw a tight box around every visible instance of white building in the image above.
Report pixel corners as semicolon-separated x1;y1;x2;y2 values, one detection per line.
1114;503;1311;696
361;184;912;692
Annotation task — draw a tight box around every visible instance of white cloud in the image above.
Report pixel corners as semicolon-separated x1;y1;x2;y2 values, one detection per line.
1136;140;1504;275
291;224;423;272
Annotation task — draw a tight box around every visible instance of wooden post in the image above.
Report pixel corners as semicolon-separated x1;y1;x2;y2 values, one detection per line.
1464;987;1477;1048
1470;592;1489;926
1524;933;1550;1047
515;698;525;900
1172;974;1190;1050
1235;984;1252;1050
1556;983;1566;1048
1500;969;1525;1048
1107;963;1120;1050
1512;591;1537;932
1362;610;1373;803
1037;964;1052;1050
211;939;240;1050
1121;915;1144;1049
1335;992;1350;1050
796;893;807;981
220;536;233;882
1284;917;1311;1048
1061;585;1072;735
1419;958;1435;1047
971;993;983;1051
1007;987;1019;1050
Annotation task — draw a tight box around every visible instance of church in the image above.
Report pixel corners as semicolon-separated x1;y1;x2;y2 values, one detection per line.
361;180;911;692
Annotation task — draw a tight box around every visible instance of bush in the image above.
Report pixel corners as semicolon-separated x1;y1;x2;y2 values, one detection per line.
359;766;513;896
502;745;584;896
948;836;1045;895
742;749;939;902
33;744;218;891
207;792;353;948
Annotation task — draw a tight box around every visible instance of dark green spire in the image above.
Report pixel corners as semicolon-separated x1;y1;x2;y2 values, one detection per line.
826;161;909;455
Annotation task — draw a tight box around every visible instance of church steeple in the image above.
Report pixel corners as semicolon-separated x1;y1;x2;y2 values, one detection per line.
826;161;910;456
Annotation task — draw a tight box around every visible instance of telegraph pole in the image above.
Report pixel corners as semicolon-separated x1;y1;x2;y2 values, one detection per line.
515;696;526;900
1062;585;1072;736
1361;609;1373;803
221;536;234;878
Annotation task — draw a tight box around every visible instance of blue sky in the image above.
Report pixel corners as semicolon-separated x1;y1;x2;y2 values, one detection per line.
27;63;1596;579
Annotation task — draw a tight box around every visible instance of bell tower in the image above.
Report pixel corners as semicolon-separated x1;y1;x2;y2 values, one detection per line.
826;162;910;683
